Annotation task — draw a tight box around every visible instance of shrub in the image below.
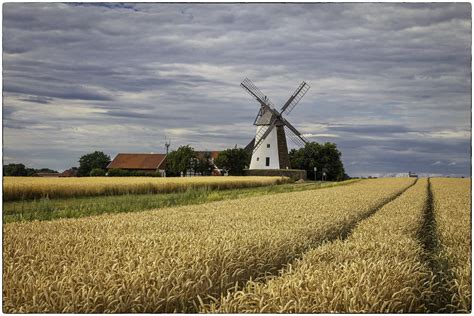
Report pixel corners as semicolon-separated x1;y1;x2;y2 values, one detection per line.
89;168;106;176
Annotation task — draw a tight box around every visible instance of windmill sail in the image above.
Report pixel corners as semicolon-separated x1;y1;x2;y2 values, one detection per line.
244;138;255;153
285;126;306;147
241;78;277;110
281;117;308;144
280;81;310;116
253;121;276;153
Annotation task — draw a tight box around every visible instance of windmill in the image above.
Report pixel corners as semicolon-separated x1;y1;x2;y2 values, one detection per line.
241;78;310;170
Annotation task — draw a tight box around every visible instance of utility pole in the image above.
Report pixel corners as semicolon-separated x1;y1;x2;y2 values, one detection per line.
165;136;171;155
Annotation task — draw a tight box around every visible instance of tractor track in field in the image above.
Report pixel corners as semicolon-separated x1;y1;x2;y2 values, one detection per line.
336;178;418;241
418;178;457;312
201;179;420;311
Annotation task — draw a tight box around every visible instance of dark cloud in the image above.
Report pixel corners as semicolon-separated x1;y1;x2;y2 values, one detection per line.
70;3;139;11
18;96;53;104
2;3;471;176
4;81;113;101
329;124;413;135
99;110;193;121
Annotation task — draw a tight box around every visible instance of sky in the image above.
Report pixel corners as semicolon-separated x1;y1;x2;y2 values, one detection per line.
3;3;471;177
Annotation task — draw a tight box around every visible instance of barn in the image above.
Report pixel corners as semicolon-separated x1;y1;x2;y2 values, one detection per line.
107;153;166;176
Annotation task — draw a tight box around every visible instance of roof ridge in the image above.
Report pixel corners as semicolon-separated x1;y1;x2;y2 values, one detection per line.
117;152;166;155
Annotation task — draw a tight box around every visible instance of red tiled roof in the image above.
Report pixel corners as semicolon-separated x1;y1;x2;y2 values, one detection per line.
195;151;220;160
107;153;166;170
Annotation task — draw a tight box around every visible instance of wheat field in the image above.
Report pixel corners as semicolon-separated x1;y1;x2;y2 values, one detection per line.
430;178;471;312
3;177;470;313
3;178;413;312
207;178;430;312
3;176;289;201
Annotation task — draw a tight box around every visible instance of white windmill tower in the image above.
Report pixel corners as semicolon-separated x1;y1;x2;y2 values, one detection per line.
241;78;310;169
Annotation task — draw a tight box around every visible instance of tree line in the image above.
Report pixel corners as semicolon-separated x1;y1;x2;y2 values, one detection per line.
3;164;59;176
4;142;347;180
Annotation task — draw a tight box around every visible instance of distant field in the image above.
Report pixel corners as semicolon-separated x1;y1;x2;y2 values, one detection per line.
3;176;290;201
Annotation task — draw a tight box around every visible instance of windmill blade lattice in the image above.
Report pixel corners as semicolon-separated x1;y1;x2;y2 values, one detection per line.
280;81;310;116
285;126;307;148
281;116;308;143
241;78;277;109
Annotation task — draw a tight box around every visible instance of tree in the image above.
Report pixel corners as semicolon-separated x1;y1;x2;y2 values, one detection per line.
165;145;196;177
36;168;58;173
3;163;27;176
3;164;59;176
215;148;250;176
78;151;111;177
195;152;214;176
27;168;58;176
289;142;345;181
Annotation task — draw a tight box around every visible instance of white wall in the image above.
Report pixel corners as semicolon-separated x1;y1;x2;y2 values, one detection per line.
249;126;280;169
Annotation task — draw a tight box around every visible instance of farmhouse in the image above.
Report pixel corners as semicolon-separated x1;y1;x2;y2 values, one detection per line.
195;151;220;164
107;151;222;177
188;151;222;176
107;153;166;176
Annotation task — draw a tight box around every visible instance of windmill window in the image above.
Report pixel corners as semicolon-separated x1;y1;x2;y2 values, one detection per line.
256;157;260;161
267;144;270;148
266;157;270;166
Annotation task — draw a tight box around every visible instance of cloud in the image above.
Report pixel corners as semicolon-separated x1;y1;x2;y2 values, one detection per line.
2;3;471;176
329;124;412;135
18;96;53;104
303;133;340;138
4;81;114;101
